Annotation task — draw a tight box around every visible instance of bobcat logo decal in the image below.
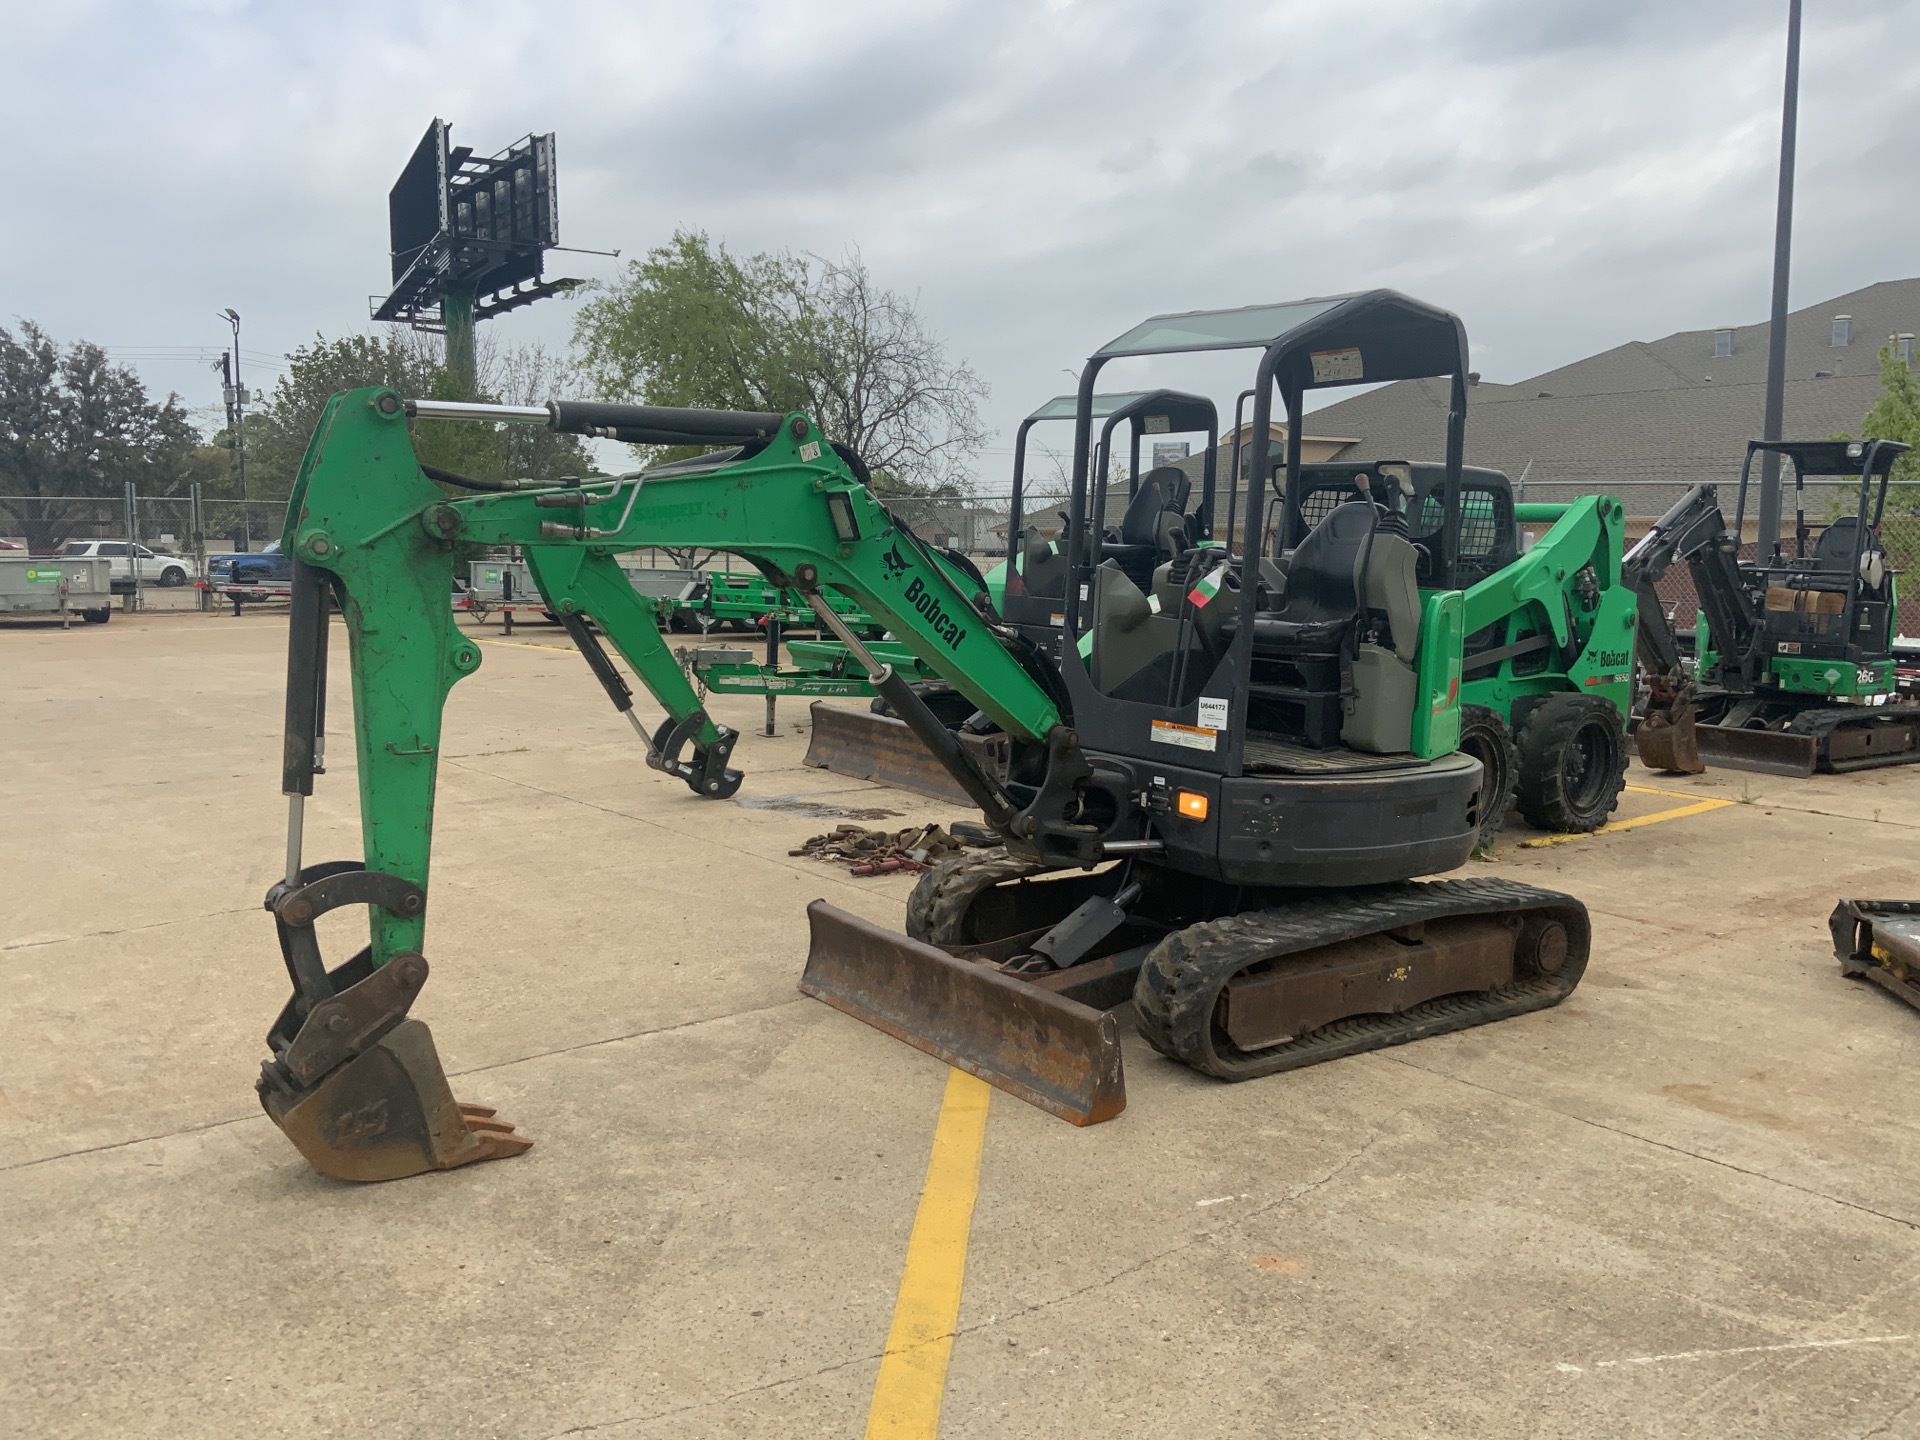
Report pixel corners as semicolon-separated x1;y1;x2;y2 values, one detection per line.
881;542;911;581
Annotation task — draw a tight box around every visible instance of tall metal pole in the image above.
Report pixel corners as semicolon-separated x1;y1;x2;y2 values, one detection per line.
1755;0;1802;559
124;479;142;613
221;308;250;548
443;281;478;400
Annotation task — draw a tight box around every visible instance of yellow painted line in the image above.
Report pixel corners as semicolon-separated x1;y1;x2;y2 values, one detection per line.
1624;782;1718;801
1519;793;1735;847
865;1069;991;1439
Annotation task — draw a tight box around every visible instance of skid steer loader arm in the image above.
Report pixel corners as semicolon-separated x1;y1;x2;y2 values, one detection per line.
258;390;1134;1178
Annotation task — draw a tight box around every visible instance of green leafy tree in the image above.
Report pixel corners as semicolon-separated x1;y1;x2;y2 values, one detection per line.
0;322;201;551
1832;337;1920;570
1858;338;1920;490
572;230;989;494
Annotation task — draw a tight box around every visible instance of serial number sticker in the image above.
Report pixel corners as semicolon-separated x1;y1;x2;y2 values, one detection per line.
1196;697;1230;729
1582;672;1629;687
798;440;822;462
1150;719;1218;752
1310;346;1364;383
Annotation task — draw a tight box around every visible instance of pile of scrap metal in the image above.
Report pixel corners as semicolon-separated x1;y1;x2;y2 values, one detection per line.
791;822;983;876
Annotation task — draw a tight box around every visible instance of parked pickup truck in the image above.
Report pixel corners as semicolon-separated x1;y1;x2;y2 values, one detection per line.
207;541;294;603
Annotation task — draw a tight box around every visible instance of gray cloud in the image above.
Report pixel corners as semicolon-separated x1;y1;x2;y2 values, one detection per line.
4;0;1916;476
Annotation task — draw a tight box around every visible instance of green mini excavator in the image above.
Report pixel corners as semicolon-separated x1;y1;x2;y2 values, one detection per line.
257;291;1593;1182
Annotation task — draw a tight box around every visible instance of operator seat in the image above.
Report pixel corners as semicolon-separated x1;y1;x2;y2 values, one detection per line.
1223;500;1424;753
1101;467;1192;589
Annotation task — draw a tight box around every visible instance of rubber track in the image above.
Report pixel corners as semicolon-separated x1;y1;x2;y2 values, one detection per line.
1792;702;1920;773
905;851;1046;944
1132;876;1590;1081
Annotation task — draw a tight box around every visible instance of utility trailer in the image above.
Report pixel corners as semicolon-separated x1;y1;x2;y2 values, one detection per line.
0;555;114;625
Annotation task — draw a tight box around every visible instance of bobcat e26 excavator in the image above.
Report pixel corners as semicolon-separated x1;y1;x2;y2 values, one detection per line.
1628;439;1916;775
257;290;1590;1182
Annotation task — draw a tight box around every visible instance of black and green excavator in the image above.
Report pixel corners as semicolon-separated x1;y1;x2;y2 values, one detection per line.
257;290;1590;1181
1628;438;1917;775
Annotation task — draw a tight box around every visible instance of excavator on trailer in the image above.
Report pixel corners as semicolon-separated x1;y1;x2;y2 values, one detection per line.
256;290;1591;1183
1627;439;1917;775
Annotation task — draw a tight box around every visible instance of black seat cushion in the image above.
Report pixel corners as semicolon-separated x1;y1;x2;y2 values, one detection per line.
1220;613;1351;650
1811;515;1874;570
1118;467;1192;547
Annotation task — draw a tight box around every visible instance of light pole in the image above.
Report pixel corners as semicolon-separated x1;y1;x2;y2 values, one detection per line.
1756;0;1802;559
220;307;250;548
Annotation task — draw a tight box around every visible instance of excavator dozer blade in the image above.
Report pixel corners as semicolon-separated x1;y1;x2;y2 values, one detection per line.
259;1019;533;1183
1692;723;1818;777
802;703;1012;807
1635;708;1704;774
799;900;1126;1126
803;704;974;805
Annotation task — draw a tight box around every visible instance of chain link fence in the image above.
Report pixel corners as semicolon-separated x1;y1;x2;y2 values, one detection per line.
11;474;1918;635
0;487;290;613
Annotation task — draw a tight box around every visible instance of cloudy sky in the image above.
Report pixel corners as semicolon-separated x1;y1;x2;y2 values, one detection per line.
7;0;1917;482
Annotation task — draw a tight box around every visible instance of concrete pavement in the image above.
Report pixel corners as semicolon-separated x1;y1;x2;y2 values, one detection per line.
3;608;1917;1438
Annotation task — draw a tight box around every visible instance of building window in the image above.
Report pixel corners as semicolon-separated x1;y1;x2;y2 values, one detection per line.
1714;328;1734;358
1832;314;1852;347
1900;333;1915;368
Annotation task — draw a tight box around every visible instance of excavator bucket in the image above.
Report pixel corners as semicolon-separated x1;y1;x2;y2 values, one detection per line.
256;864;534;1183
803;703;1010;807
1635;676;1705;774
799;901;1126;1125
259;1018;533;1183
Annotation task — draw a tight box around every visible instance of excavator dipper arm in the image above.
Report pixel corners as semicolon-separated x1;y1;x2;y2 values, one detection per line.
258;389;1120;1177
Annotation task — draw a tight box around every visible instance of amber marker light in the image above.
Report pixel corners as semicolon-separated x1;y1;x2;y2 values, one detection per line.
1176;791;1209;820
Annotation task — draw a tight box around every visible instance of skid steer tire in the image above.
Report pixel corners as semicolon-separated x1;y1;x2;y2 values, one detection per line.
1515;693;1627;833
1458;704;1517;848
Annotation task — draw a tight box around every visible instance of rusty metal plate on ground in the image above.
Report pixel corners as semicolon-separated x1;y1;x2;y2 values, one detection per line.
1831;898;1920;1014
799;900;1126;1125
1692;723;1818;777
